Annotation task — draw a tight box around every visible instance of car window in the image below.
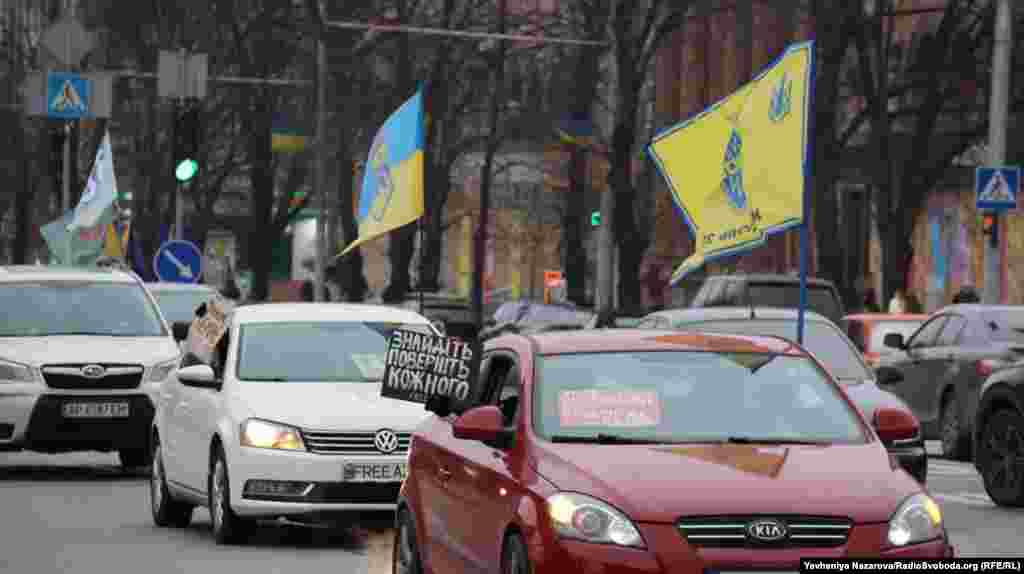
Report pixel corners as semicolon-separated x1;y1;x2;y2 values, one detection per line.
0;281;167;337
533;351;867;444
675;319;871;382
936;315;967;347
724;280;745;305
867;321;924;356
637;316;668;329
746;283;841;320
151;290;216;325
908;316;947;349
235;321;434;382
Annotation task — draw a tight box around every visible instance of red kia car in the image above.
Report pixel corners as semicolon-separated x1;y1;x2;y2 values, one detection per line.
395;330;955;573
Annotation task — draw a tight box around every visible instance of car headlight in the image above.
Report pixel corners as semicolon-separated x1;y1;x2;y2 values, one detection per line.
547;492;645;548
0;359;35;383
240;419;306;451
145;358;179;382
888;493;943;547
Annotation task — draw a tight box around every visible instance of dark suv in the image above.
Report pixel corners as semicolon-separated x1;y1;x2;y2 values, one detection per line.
690;273;846;324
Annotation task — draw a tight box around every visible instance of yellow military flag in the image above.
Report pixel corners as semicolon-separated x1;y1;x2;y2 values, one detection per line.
648;41;814;285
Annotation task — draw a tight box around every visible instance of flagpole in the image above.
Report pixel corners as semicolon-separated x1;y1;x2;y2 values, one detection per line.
797;41;816;346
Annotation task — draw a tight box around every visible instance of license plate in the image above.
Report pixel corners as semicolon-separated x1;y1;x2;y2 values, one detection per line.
343;462;408;483
61;402;130;419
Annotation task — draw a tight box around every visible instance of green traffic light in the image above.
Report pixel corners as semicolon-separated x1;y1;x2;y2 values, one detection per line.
175;159;198;182
590;211;601;226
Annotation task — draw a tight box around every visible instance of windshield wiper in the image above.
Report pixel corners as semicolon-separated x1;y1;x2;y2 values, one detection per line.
49;332;137;337
725;436;830;445
550;434;664;444
243;377;289;382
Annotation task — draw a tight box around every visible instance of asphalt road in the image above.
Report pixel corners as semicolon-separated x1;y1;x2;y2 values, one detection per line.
1;445;1020;574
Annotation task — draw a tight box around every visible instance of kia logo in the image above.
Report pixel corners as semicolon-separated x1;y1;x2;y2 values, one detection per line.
374;429;400;454
746;519;788;542
80;364;106;379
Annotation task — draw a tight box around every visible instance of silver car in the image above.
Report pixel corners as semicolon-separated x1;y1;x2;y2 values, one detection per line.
0;265;181;468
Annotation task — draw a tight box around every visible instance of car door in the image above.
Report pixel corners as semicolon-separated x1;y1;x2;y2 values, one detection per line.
164;330;209;489
159;350;191;486
930;314;969;424
178;324;231;491
437;351;518;574
890;315;948;425
419;354;500;574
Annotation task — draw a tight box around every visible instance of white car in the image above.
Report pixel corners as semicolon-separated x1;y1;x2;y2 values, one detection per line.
150;301;439;544
0;265;181;468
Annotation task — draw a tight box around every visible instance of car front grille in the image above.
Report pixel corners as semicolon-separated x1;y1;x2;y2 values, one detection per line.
678;515;852;548
41;364;144;389
301;430;412;455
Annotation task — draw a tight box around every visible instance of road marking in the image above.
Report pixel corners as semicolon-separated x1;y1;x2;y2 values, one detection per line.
933;492;995;507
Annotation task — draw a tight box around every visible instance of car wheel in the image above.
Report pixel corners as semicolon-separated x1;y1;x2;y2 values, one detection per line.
940;398;970;461
119;447;152;469
393;507;423;574
978;409;1024;507
208;446;250;544
502;533;533;574
150;438;193;528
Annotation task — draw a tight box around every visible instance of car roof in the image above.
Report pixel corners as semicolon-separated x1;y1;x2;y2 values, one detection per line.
146;282;219;292
232;302;433;324
0;265;139;284
704;273;836;287
843;313;927;322
939;304;1024;315
646;306;832;323
490;328;806;356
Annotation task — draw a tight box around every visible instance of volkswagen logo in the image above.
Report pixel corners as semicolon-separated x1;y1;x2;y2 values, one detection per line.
746;518;788;543
80;364;106;379
374;429;400;454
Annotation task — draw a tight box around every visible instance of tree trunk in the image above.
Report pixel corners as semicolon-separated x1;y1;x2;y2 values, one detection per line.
418;157;447;292
564;144;587;305
246;96;275;302
333;150;369;302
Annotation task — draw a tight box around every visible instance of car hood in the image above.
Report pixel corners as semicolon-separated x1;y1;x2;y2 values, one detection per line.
841;380;916;425
0;336;180;366
231;381;433;432
531;441;919;524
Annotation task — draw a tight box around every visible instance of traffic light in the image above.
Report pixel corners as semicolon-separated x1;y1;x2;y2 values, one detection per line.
982;213;999;247
174;100;201;182
590;210;601;226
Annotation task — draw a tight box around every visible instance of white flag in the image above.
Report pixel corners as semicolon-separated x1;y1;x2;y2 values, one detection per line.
70;130;118;230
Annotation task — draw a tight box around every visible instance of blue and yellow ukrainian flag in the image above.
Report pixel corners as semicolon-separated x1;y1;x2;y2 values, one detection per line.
338;89;426;258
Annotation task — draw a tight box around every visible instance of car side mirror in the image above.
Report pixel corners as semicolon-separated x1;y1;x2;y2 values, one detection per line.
172;321;191;342
176;364;220;390
875;366;904;385
453;405;510;445
872;407;919;443
883;333;905;350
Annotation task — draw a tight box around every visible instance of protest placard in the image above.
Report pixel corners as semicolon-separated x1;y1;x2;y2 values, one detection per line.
380;329;481;406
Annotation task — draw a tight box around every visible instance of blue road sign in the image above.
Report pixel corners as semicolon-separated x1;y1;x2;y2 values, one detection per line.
976;166;1020;211
47;72;91;119
154;240;203;283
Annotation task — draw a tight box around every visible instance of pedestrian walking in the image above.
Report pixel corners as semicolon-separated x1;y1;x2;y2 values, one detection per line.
862;288;881;313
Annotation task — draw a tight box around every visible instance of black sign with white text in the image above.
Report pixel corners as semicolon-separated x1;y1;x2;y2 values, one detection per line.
381;329;481;406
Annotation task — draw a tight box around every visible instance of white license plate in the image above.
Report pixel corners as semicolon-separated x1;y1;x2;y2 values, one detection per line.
343;462;408;483
61;402;130;419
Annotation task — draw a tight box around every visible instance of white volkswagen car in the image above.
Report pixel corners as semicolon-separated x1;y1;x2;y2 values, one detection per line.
150;301;439;544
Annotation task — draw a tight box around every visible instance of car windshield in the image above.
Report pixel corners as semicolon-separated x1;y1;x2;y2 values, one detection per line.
236;321;435;382
677;319;872;382
750;284;841;319
0;281;167;337
151;289;216;324
534;351;867;444
868;321;923;355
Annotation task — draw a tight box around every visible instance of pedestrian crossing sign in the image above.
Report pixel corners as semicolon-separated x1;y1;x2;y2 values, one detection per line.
975;166;1019;211
46;72;91;119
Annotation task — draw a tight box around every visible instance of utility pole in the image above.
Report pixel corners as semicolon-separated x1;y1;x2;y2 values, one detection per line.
175;49;187;241
313;12;328;302
983;0;1012;304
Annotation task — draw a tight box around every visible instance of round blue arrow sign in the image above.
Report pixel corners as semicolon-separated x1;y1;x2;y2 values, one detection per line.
153;240;203;283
